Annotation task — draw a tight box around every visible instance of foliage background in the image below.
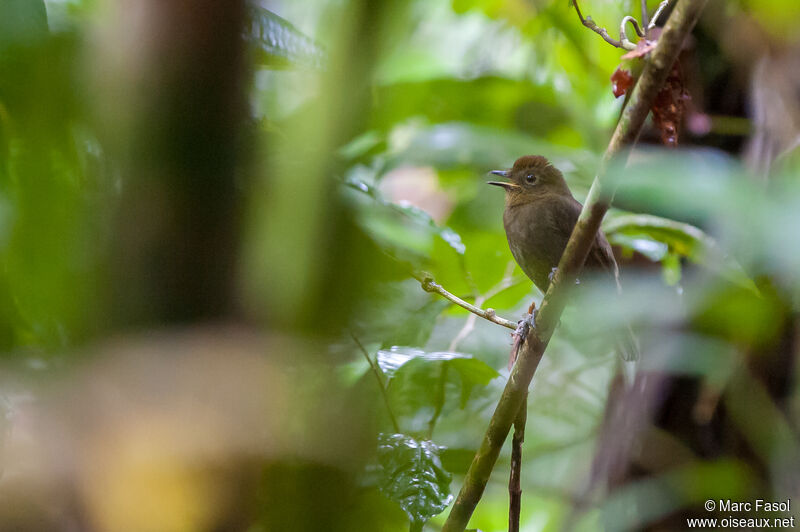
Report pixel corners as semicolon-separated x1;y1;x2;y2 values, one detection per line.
0;0;798;530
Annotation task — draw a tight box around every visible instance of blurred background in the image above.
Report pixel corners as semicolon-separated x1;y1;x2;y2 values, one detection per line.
0;0;798;530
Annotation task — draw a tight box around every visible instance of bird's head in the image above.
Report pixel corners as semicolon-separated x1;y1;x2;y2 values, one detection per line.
488;155;571;205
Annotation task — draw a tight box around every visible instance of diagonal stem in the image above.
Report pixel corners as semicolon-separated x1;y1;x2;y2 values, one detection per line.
441;1;709;530
352;332;401;433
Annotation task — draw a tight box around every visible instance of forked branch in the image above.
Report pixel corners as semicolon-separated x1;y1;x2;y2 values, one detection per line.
572;0;669;50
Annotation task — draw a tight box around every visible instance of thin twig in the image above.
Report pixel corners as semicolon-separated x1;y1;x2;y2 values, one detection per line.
508;392;527;532
649;0;670;29
572;0;625;49
442;1;709;529
620;15;645;49
641;0;649;35
448;262;519;352
351;333;401;433
413;272;517;330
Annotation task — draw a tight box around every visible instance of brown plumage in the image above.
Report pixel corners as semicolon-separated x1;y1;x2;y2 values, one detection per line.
489;155;638;361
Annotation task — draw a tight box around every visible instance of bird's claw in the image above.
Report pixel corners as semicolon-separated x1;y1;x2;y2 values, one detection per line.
509;310;537;369
514;310;537;344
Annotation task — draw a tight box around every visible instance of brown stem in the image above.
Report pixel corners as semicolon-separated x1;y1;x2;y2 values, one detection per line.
508;393;527;532
442;1;709;530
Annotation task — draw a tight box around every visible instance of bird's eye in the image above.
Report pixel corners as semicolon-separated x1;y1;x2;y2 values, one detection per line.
525;173;537;184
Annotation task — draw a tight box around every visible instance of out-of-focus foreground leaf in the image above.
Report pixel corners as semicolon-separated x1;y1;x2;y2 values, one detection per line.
246;4;325;68
344;174;465;266
604;213;756;291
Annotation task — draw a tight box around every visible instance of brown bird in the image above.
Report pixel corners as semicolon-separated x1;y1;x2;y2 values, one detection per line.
489;155;639;361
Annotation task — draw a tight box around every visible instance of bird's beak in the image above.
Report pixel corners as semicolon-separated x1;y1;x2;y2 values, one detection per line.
487;170;519;191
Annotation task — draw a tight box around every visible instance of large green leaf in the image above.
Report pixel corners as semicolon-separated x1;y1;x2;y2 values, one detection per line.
377;433;453;529
377;346;498;383
351;280;451;349
603;213;756;292
378;347;500;431
246;5;325;68
344;173;465;267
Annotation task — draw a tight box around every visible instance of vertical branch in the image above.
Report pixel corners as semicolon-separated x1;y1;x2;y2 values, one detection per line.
508;393;528;532
442;2;709;530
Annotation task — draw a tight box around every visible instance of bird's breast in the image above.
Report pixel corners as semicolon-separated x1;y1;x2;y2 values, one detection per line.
502;201;570;291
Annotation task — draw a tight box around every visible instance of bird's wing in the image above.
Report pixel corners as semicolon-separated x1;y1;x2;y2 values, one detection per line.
552;195;619;282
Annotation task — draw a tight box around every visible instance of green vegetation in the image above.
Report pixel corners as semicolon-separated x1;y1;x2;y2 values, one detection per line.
0;0;797;531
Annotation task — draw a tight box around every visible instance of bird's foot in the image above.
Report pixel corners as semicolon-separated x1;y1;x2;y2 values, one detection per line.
548;267;580;285
513;313;536;343
509;307;537;369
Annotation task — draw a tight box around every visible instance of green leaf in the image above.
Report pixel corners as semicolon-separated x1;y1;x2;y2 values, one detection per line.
378;347;500;431
448;357;502;408
608;233;668;262
351;280;448;349
377;346;498;384
0;0;48;48
344;175;466;267
603;213;756;292
381;299;451;349
246;5;325;69
384;121;597;182
377;433;453;527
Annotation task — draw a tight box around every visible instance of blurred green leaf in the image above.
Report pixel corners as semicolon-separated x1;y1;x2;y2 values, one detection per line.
604;213;756;292
693;284;783;346
661;252;682;286
351;280;447;348
385;121;597;180
379;347;499;433
0;0;48;48
381;299;451;348
371;78;565;132
344;175;465;270
246;5;325;68
439;447;476;475
604;213;713;259
609;233;668;262
378;346;498;383
377;433;453;528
